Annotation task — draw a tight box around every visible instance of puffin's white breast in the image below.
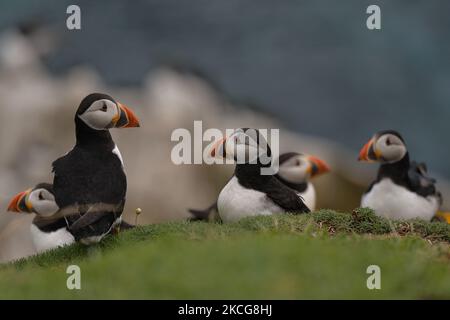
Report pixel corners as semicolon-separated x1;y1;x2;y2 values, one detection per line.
217;176;284;223
361;178;438;221
112;145;124;167
299;182;316;212
30;224;75;253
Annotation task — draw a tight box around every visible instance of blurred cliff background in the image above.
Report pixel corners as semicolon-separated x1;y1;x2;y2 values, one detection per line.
1;0;449;262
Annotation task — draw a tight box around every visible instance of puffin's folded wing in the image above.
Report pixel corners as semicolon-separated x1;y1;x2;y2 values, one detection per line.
68;211;110;233
70;213;117;242
265;179;310;214
408;161;438;197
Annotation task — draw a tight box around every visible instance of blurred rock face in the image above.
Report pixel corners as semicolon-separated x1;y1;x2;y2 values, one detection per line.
0;29;448;263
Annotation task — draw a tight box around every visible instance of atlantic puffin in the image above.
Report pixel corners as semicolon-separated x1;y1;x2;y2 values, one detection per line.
189;152;329;221
208;128;310;223
7;183;135;251
7;183;75;253
358;130;441;221
276;152;329;211
51;93;140;244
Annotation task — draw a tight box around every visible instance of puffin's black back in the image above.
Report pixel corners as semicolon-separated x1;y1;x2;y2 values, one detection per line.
52;145;126;207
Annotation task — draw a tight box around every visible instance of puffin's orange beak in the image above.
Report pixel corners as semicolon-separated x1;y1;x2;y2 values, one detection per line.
358;138;378;162
210;137;227;158
114;103;140;128
436;211;450;224
308;156;330;177
7;189;31;213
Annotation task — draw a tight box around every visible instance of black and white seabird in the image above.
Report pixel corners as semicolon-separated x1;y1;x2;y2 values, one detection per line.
276;152;329;211
189;152;329;221
208;128;310;223
7;183;135;251
358;130;441;221
51;93;140;244
7;183;75;253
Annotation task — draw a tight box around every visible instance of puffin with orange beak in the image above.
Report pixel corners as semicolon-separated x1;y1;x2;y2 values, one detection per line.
7;183;135;252
203;128;310;223
358;130;441;221
51;93;140;244
276;152;330;211
189;152;330;221
7;183;76;253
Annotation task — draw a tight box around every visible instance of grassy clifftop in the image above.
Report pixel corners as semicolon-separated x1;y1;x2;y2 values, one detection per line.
1;209;449;299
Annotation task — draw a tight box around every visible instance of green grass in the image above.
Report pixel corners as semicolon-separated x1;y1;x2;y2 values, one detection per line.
0;208;449;299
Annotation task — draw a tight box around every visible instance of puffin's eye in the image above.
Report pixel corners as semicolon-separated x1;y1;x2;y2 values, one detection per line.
38;192;44;201
101;103;108;112
296;159;301;166
386;137;391;146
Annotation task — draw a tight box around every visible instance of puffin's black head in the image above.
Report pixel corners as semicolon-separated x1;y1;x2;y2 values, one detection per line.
278;152;330;183
7;183;59;217
209;128;272;166
76;93;140;130
358;130;407;163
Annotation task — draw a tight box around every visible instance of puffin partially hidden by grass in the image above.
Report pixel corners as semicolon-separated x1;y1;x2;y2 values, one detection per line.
189;152;330;221
51;93;140;244
358;130;442;221
205;128;311;223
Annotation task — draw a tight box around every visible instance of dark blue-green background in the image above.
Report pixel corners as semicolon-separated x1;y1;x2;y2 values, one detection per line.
1;0;449;177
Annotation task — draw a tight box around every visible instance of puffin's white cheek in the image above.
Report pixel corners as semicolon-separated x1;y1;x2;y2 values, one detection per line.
79;110;114;130
381;145;406;162
375;139;387;154
35;200;59;217
279;167;307;184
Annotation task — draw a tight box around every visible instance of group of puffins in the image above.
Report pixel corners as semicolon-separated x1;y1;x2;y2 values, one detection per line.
189;128;444;224
6;93;448;255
